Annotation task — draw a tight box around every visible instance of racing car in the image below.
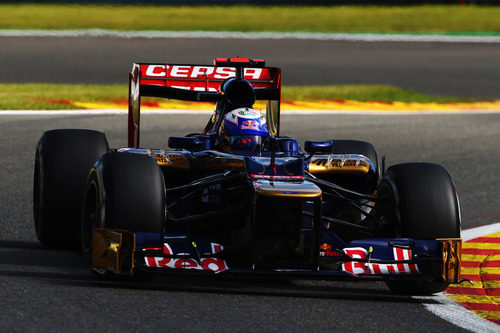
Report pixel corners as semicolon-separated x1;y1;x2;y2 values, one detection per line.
34;58;462;295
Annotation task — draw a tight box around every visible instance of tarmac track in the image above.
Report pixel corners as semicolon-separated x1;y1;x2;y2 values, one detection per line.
1;112;499;332
1;35;500;331
1;36;500;98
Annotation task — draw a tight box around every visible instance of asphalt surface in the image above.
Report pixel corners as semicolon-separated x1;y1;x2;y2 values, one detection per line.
1;112;499;332
2;36;500;98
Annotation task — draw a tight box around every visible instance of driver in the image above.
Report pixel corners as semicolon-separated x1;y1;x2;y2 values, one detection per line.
220;107;269;152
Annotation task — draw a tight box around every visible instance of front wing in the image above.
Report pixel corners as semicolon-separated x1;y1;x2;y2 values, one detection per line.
91;229;461;284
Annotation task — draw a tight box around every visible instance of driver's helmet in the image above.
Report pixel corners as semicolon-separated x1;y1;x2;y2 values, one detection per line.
220;108;268;151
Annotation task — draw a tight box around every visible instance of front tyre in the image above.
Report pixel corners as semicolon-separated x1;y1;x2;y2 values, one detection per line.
81;152;166;253
378;163;461;295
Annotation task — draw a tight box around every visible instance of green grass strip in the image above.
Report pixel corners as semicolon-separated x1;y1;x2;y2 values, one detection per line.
0;84;126;110
284;85;470;103
0;83;475;110
1;4;499;33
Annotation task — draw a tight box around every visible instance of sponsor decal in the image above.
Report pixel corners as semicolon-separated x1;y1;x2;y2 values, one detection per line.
341;246;419;276
319;243;344;257
320;243;332;251
320;250;344;257
154;153;170;164
311;157;369;169
225;112;239;125
144;242;229;273
241;120;259;130
143;65;264;80
236;108;261;118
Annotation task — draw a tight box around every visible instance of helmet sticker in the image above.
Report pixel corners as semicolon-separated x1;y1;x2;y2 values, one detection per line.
241;120;259;130
233;108;261;119
225;112;239;125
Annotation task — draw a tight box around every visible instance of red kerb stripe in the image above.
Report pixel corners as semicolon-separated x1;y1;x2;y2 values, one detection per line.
461;261;481;267
481;273;500;281
461;260;500;268
461;302;500;312
459;273;500;281
462;248;500;255
468;237;500;243
483;260;500;267
447;287;500;296
446;287;488;295
460;274;482;281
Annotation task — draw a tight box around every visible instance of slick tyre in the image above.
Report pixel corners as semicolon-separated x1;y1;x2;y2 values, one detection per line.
378;163;461;295
34;129;109;249
81;152;165;253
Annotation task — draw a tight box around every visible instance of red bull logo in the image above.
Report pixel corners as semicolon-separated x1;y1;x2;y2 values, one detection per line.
320;243;332;251
241;120;259;130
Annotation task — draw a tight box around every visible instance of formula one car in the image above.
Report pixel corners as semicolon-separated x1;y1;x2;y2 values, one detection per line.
34;58;462;294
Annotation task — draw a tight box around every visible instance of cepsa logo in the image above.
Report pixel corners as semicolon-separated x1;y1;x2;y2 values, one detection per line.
143;65;264;80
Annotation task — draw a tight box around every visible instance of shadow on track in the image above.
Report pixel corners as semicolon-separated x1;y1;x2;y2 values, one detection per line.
0;238;441;304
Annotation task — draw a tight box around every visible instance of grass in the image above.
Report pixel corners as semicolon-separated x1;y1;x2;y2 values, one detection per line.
283;85;469;103
0;84;125;110
0;83;474;110
1;4;499;33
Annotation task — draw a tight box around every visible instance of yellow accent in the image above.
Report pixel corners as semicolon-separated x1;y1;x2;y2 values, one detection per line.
462;254;500;262
447;294;500;304
463;242;500;250
308;156;371;174
483;280;500;289
109;241;119;253
469;310;500;320
461;267;500;275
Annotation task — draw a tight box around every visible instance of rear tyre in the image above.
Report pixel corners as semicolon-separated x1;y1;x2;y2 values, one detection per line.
34;129;108;249
378;163;461;294
81;152;166;253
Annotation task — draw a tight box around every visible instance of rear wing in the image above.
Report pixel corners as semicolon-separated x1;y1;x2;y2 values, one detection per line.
128;58;282;148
